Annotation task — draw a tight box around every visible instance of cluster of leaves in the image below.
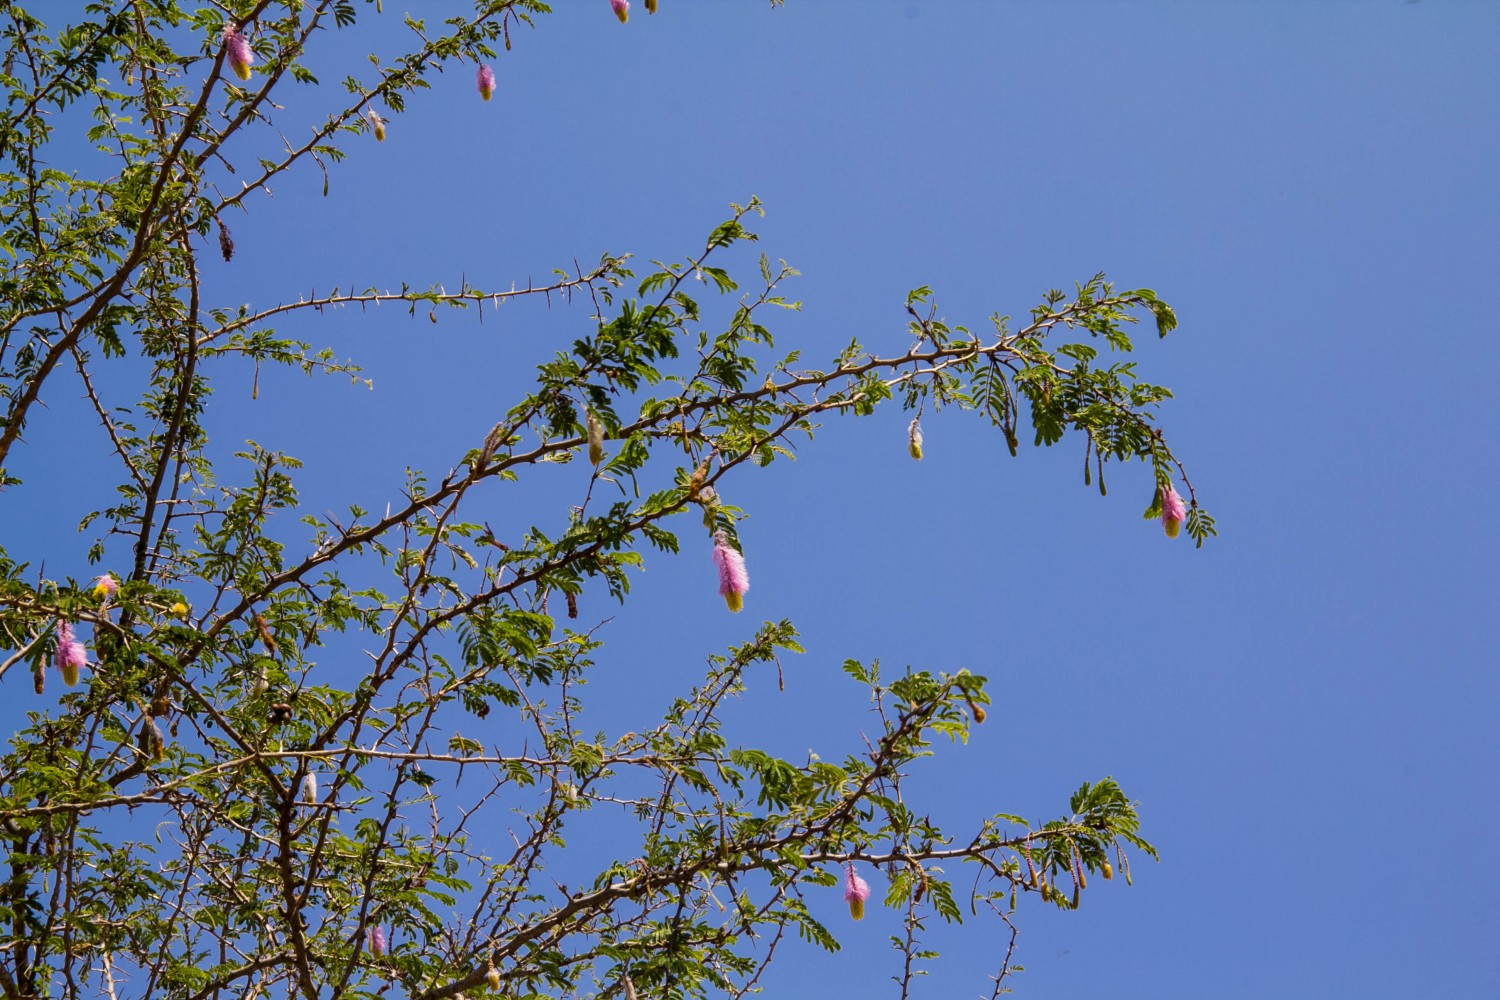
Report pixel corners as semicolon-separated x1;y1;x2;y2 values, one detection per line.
0;3;1205;1000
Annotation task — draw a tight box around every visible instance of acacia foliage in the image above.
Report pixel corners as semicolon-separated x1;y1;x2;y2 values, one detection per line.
0;3;1211;999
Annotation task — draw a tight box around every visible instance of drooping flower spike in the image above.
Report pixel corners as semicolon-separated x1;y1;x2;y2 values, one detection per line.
53;621;88;687
476;64;496;102
92;573;119;601
610;0;630;23
365;108;386;142
844;861;871;920
1160;482;1187;539
302;772;318;804
369;925;386;957
222;23;254;81
710;530;749;613
907;417;924;461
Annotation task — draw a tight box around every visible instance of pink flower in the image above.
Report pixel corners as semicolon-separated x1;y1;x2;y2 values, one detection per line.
476;64;496;102
222;23;253;81
92;573;119;600
369;925;386;956
1160;483;1187;539
610;0;630;23
844;862;871;921
53;621;87;687
710;530;749;613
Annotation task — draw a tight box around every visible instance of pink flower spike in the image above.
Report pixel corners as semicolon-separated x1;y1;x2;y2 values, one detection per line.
92;573;119;601
1160;483;1187;539
53;621;88;687
844;862;871;921
369;925;386;957
710;530;749;613
610;0;630;24
476;64;496;102
222;23;253;81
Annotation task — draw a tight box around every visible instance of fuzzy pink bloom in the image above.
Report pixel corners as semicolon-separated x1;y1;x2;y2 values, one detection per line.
222;23;253;81
710;530;749;613
844;862;871;921
610;0;630;23
53;621;87;687
92;573;119;600
1160;483;1187;539
369;926;386;956
476;64;496;101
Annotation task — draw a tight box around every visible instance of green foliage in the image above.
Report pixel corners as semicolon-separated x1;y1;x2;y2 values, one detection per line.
0;3;1210;999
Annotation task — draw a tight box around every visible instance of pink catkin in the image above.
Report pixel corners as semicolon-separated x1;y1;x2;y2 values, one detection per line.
1160;483;1187;539
369;926;386;956
476;64;496;101
92;573;119;600
844;862;871;921
53;621;87;687
610;0;630;23
222;23;253;81
710;531;749;613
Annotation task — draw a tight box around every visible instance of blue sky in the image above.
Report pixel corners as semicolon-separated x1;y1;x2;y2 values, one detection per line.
10;1;1500;997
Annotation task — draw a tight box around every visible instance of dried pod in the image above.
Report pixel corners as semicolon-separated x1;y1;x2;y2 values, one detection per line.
566;592;578;619
254;614;276;656
217;221;235;262
586;411;606;465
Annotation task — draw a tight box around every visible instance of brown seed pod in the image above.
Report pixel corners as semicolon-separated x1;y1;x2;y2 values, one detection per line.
254;614;276;656
566;592;578;619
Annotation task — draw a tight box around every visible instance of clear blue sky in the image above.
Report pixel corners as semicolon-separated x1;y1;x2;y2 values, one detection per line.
11;1;1499;996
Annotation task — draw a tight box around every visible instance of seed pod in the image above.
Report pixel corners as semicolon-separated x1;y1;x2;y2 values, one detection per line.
254;614;276;656
586;411;606;465
32;665;44;695
566;592;578;619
